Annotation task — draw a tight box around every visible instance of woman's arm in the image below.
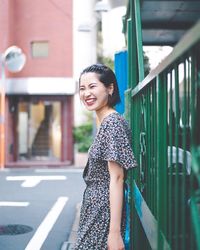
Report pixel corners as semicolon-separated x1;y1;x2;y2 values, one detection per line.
107;161;125;250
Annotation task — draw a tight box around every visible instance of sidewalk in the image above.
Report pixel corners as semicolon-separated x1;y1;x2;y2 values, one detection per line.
60;203;81;250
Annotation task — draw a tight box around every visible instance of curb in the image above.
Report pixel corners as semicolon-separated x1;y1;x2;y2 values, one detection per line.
60;203;81;250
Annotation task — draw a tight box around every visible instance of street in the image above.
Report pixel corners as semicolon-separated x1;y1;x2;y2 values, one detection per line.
0;168;85;250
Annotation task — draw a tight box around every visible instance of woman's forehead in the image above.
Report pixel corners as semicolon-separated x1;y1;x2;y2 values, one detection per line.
80;72;100;82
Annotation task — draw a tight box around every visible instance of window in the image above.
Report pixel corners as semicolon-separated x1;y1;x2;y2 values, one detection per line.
31;41;49;58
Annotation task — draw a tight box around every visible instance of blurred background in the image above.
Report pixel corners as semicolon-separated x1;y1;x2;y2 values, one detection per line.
0;1;200;250
0;0;172;169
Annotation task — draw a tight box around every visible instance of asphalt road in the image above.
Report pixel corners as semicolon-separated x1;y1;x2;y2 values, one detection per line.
0;167;85;250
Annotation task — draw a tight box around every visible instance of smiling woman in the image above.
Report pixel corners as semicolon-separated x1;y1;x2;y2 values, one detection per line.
79;64;120;121
74;64;137;250
79;73;112;112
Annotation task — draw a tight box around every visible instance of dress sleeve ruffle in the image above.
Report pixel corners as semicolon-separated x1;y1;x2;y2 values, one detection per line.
101;118;137;170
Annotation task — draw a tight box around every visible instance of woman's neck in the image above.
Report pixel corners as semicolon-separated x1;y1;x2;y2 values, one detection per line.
96;107;116;125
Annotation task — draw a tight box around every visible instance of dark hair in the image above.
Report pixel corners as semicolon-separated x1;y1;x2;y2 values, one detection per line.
79;64;121;107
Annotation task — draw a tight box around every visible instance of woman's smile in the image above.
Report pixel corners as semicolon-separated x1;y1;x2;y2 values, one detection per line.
84;97;96;106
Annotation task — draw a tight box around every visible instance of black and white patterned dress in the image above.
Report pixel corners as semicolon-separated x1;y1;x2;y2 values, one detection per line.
74;112;137;250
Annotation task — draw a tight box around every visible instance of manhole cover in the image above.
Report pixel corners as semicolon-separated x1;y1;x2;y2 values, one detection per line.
0;224;33;235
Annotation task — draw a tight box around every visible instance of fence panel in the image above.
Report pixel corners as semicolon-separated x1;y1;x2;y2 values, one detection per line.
127;20;200;250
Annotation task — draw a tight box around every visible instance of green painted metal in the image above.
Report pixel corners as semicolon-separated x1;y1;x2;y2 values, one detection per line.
133;181;171;250
126;1;145;249
190;49;200;249
191;196;200;249
174;63;180;250
156;74;168;249
126;3;136;250
180;60;187;250
123;1;200;249
168;72;173;246
133;0;144;81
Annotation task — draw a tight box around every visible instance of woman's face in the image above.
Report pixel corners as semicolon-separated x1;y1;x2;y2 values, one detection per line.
79;72;113;112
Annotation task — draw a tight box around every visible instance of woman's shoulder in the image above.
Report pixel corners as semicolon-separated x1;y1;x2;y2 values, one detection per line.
103;112;127;124
101;112;130;132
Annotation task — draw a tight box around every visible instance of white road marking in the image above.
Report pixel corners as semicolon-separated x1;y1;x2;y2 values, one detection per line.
6;175;67;187
0;201;29;207
25;196;68;250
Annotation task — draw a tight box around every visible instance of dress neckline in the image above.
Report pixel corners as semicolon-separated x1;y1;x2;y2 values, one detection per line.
100;111;118;125
95;112;118;138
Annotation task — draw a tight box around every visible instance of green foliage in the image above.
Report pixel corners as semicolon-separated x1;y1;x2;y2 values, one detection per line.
98;56;114;70
101;57;114;70
73;123;93;152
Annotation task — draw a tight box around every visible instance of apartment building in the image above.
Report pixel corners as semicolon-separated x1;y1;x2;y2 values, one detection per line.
0;0;75;167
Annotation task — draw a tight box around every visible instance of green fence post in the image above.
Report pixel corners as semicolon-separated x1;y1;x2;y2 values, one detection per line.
156;74;168;249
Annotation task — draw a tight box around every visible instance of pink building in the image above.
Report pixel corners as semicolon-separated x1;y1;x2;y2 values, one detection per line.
0;0;75;167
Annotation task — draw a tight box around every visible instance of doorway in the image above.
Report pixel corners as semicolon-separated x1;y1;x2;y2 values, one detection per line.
17;100;61;161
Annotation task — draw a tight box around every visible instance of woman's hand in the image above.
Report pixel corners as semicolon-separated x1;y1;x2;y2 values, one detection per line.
107;231;125;250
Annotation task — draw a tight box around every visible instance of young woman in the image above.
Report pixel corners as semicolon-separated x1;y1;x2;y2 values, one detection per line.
74;64;137;250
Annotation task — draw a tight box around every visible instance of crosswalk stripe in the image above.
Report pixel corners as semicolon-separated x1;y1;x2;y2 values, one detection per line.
25;197;68;250
6;175;67;187
0;201;29;207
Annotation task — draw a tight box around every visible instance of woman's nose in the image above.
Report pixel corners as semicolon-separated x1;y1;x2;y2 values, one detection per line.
84;89;91;97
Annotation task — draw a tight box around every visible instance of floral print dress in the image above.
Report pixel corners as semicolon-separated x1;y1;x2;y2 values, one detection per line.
74;112;137;250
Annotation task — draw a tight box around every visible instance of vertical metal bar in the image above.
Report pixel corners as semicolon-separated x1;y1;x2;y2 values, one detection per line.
181;59;187;250
188;53;194;250
149;86;153;210
126;20;135;250
190;50;200;177
146;86;151;205
134;0;144;81
127;5;138;90
174;63;180;250
128;0;150;248
152;83;155;214
157;74;167;249
153;81;157;216
190;49;200;250
190;51;195;250
127;1;141;249
168;71;173;246
163;74;168;238
125;4;134;249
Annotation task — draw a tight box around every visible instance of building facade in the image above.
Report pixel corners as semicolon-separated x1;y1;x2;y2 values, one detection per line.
0;0;74;167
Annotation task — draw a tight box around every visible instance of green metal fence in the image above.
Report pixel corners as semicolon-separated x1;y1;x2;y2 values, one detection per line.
124;1;200;249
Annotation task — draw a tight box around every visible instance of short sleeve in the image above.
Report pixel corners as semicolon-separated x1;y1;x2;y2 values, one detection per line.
101;118;137;170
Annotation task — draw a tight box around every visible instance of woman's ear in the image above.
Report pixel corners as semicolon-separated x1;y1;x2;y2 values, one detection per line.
108;83;114;95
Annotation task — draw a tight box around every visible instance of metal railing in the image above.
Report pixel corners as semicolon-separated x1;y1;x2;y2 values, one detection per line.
124;6;200;250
